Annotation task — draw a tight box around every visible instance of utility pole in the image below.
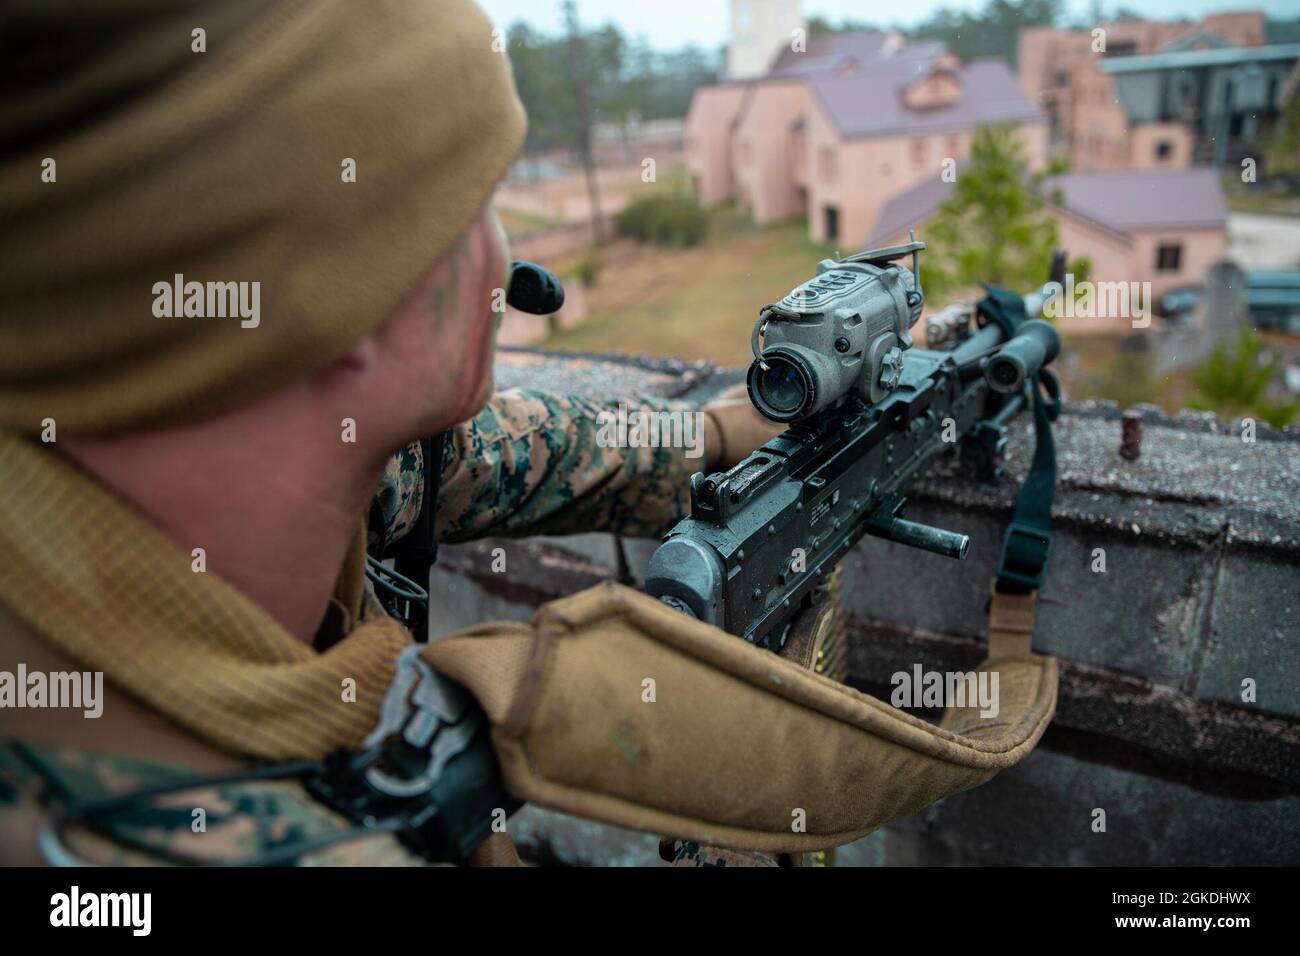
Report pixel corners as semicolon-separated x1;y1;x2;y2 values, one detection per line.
564;0;604;242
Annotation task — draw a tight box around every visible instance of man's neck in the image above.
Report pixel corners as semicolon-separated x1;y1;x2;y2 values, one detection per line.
63;403;389;645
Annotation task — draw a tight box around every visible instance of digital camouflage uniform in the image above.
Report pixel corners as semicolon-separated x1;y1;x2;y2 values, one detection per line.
0;387;699;866
376;387;695;548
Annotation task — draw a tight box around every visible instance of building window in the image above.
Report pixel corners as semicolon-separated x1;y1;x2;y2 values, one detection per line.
1156;243;1182;272
824;205;840;242
1155;140;1173;161
819;147;837;182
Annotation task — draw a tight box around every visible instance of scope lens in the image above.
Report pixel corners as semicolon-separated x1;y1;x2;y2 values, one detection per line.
749;353;811;421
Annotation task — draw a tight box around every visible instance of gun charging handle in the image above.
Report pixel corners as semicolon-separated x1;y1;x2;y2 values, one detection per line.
865;496;970;560
982;319;1060;395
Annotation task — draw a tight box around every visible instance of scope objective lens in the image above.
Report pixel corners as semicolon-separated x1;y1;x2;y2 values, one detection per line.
748;351;813;422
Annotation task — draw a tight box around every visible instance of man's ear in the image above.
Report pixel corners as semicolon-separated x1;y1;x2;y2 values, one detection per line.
336;336;379;373
311;335;381;399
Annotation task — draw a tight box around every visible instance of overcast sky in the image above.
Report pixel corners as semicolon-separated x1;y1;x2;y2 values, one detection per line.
479;0;1296;50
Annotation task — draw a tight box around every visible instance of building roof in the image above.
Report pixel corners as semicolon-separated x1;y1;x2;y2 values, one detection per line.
808;57;1043;140
1100;42;1300;74
713;31;946;84
1158;29;1234;53
697;31;1042;146
868;171;962;247
868;167;1227;246
769;31;892;73
1047;168;1228;231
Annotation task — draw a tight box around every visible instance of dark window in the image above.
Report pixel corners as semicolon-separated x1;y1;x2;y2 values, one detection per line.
1156;243;1182;272
1155;140;1173;160
1107;40;1139;57
824;205;839;241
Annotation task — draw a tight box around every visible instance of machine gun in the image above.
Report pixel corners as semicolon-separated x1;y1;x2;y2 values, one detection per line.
645;237;1061;651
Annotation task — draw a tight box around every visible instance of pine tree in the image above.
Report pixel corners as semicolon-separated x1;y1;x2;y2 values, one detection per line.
922;125;1078;302
1190;326;1297;427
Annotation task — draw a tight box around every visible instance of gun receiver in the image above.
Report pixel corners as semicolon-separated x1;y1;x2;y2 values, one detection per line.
646;239;1060;651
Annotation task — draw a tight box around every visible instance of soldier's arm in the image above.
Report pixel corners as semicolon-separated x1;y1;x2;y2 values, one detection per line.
433;387;700;541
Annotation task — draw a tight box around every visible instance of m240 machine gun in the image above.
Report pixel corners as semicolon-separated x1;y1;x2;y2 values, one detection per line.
646;237;1062;651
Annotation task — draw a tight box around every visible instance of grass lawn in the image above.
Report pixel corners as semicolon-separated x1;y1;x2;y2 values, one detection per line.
541;211;837;367
1226;193;1300;217
1057;334;1198;412
495;207;561;237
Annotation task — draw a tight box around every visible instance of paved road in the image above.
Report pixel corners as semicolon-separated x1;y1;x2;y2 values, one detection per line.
1227;213;1300;269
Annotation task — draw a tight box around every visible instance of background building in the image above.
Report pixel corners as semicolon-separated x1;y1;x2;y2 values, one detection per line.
726;0;805;81
687;30;1047;250
1016;11;1291;170
1101;41;1300;169
869;168;1228;334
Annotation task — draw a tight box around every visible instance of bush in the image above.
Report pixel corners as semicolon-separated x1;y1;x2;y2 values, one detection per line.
1190;326;1298;427
569;250;600;288
615;193;709;247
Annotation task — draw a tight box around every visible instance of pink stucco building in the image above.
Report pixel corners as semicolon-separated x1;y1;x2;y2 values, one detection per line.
1017;11;1266;171
685;32;1049;251
868;167;1228;334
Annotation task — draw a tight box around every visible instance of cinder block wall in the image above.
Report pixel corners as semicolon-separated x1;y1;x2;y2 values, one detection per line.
424;348;1300;865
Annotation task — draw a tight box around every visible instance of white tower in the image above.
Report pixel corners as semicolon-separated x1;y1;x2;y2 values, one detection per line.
726;0;805;80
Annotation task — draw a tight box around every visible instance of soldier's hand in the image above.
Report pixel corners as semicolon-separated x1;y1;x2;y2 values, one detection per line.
702;383;785;470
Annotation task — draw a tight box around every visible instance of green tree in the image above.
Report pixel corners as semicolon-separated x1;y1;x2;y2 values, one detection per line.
911;0;1061;65
808;0;1061;65
1264;91;1300;178
921;126;1070;301
505;21;719;155
1190;326;1298;427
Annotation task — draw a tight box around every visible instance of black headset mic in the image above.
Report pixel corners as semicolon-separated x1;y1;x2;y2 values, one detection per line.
506;260;565;315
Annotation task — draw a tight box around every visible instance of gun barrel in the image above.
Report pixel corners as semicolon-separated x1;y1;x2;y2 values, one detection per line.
983;319;1060;394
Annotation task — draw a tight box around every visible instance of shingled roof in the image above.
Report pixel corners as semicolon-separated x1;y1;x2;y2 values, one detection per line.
768;31;893;73
808;57;1044;140
868;166;1228;246
1047;168;1229;231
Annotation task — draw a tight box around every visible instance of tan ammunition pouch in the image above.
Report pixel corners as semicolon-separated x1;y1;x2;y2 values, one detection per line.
424;580;1056;853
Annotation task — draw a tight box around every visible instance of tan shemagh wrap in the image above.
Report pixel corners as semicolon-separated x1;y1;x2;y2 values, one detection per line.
0;432;1057;851
0;430;407;758
0;0;525;435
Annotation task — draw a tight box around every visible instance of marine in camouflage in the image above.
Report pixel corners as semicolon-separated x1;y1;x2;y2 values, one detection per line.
3;386;705;865
375;387;699;548
0;742;425;865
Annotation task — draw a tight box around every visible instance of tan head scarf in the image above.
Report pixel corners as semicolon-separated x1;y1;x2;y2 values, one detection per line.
0;0;526;434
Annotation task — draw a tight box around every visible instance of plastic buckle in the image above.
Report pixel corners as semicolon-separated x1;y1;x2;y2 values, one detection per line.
305;646;518;863
996;522;1051;592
